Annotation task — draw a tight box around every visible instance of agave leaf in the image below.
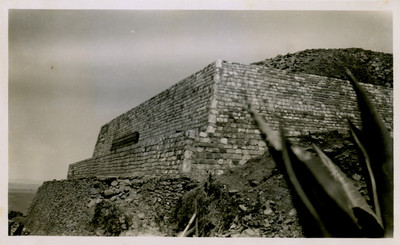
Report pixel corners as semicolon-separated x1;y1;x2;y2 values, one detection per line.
249;103;385;237
290;144;383;237
348;119;382;225
291;146;359;222
249;107;329;236
281;135;370;237
249;105;282;151
280;129;330;237
345;68;393;236
312;143;383;231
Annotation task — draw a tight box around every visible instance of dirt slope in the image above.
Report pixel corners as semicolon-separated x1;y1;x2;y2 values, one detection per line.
170;130;367;237
253;48;393;87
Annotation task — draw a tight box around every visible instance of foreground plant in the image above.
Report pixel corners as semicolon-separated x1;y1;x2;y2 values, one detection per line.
249;69;393;237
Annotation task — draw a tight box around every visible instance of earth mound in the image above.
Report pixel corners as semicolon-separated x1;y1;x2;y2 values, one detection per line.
253;48;393;87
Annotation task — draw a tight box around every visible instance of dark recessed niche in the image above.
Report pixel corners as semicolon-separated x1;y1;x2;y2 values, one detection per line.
110;131;140;151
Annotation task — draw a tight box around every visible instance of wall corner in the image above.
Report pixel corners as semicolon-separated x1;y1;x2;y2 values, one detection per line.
215;59;223;68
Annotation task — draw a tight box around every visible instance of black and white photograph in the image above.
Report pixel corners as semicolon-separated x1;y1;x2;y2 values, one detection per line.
2;0;399;244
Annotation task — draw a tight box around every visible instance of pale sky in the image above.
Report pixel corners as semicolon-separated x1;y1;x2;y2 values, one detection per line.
8;9;393;182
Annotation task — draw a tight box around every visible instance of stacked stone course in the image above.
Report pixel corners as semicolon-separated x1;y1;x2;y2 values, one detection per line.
24;176;198;235
68;60;392;179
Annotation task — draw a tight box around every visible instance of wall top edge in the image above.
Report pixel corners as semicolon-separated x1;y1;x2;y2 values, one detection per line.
99;60;220;127
218;59;394;89
97;58;392;130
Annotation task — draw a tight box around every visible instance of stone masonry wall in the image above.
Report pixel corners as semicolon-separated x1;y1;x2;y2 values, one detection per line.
24;176;198;235
68;60;393;179
68;62;217;178
187;60;393;175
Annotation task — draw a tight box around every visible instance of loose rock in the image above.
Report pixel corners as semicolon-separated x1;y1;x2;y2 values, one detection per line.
242;228;259;237
103;189;115;197
239;205;247;212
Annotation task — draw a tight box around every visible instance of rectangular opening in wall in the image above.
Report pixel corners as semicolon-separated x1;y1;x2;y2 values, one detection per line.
110;131;140;151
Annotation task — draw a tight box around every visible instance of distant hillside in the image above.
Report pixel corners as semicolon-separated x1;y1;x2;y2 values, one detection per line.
253;48;393;87
9;182;42;192
9;182;41;214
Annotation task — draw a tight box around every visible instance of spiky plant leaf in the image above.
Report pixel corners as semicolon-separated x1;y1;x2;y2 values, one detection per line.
289;143;383;237
249;107;327;235
311;143;383;233
279;130;330;237
348;119;382;225
251;109;349;236
250;108;384;237
249;105;282;151
345;69;393;236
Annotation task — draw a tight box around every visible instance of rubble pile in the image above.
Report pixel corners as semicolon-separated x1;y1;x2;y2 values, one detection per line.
253;48;393;87
8;210;30;236
22;176;198;236
172;153;304;237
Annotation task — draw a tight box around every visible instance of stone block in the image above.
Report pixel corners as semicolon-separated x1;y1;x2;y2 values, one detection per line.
199;137;211;143
206;126;216;133
184;150;193;159
185;130;197;139
199;132;208;138
208;114;217;124
182;159;192;173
